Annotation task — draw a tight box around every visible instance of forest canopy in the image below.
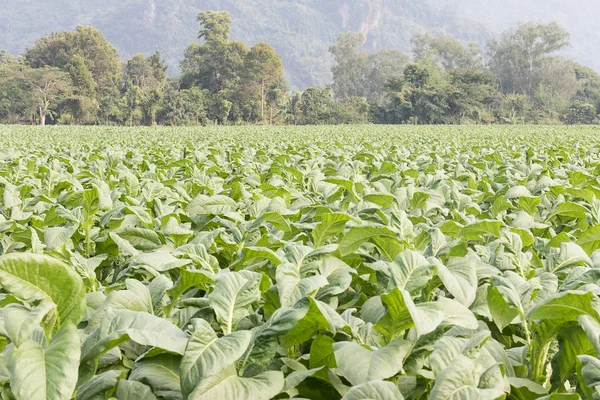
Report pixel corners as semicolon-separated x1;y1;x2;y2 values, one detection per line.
1;12;599;126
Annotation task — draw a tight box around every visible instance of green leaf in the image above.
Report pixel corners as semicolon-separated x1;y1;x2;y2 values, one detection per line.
459;220;503;240
80;309;188;383
578;355;600;398
312;213;354;247
75;370;122;400
129;354;182;400
342;380;405;400
527;291;600;322
3;302;56;346
135;250;191;272
276;262;328;307
115;380;158;400
208;270;262;334
338;226;397;257
434;257;477;307
487;285;521;330
578;225;600;256
333;340;411;385
116;227;163;250
364;193;396;208
506;186;533;199
180;319;252;398
388;250;432;293
0;253;86;327
429;356;505;400
186;195;237;216
280;298;344;348
188;368;284;400
8;322;80;400
165;269;214;315
310;334;337;370
548;202;588;220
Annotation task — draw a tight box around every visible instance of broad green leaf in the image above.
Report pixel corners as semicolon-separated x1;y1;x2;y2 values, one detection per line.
487;284;521;330
578;355;600;398
312;213;353;247
429;356;505;400
115;380;158;400
186;195;237;216
8;322;80;400
181;319;252;397
548;202;588;220
578;225;600;256
364;193;396;208
129;354;182;400
116;227;162;250
342;380;405;400
80;309;188;383
188;368;284;400
333;339;411;385
0;253;86;327
3;302;56;346
434;257;477;307
459;220;503;240
388;250;432;293
338;226;397;257
276;262;328;307
75;370;122;400
527;291;600;322
165;269;215;316
135;250;191;272
208;270;262;334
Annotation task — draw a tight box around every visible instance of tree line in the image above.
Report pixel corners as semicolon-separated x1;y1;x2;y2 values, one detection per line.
1;11;599;126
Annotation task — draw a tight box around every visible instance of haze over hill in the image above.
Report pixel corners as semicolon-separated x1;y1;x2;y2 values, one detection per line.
1;0;598;90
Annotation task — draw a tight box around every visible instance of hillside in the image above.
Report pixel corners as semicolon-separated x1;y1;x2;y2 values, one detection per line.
1;0;598;90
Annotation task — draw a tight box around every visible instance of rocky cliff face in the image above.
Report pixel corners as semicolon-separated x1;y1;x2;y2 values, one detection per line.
1;0;596;90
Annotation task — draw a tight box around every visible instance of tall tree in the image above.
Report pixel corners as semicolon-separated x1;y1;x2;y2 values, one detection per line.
124;51;168;125
24;26;121;121
181;11;250;123
330;33;407;104
329;33;368;101
13;66;73;125
412;34;484;71
181;11;247;93
488;22;570;97
244;42;287;123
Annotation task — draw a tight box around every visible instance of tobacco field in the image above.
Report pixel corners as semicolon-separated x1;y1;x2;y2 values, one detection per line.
1;125;600;399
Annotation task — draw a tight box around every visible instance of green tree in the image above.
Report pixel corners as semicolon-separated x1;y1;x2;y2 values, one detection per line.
379;61;450;124
533;57;580;121
300;87;335;125
0;63;35;123
285;92;302;125
329;33;368;101
573;65;600;112
446;69;500;123
330;33;407;105
0;51;17;65
181;12;250;124
24;67;73;125
412;34;484;71
24;26;121;122
124;52;168;125
565;101;598;124
365;50;409;105
488;22;571;97
244;42;287;123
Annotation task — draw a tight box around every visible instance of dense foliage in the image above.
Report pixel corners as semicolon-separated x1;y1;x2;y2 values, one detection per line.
1;125;600;399
2;13;600;126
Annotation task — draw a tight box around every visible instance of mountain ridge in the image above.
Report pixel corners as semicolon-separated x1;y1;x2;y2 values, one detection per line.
1;0;597;90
